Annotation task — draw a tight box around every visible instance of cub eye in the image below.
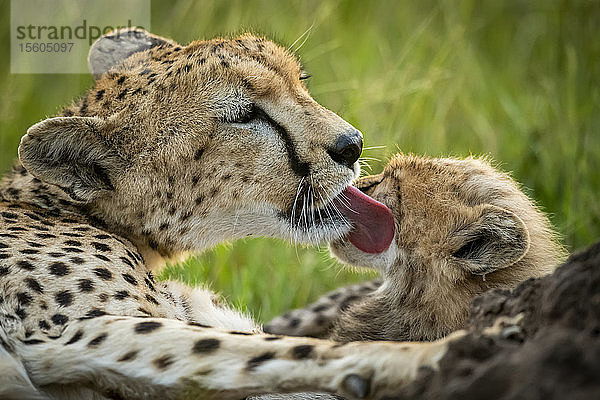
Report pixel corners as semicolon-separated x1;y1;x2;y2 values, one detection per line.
356;174;384;194
299;71;311;80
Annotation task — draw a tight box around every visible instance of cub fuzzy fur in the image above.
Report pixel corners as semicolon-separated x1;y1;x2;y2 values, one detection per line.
267;154;566;342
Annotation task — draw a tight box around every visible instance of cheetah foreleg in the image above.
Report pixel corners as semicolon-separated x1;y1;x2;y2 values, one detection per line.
18;316;463;399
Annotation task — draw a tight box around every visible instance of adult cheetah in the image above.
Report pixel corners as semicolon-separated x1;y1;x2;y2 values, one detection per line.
0;29;456;399
265;154;565;342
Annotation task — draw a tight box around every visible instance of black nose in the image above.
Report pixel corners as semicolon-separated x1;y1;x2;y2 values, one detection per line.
328;131;363;169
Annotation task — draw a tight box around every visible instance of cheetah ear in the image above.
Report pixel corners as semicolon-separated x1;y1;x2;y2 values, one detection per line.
451;205;530;276
18;116;126;203
88;28;177;79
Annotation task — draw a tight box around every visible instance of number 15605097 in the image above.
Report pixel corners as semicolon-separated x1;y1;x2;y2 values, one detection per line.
19;42;74;52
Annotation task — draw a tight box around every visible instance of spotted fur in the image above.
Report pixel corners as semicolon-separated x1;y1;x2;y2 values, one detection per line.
265;280;382;339
0;30;460;400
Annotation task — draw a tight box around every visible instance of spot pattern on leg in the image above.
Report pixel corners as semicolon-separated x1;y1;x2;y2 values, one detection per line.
247;352;276;371
134;321;163;334
87;333;108;347
192;339;220;354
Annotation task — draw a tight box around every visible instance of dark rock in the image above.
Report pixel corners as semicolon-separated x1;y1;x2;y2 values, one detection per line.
393;240;600;400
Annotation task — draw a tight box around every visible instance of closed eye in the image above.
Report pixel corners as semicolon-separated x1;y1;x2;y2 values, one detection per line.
356;175;384;194
222;105;268;124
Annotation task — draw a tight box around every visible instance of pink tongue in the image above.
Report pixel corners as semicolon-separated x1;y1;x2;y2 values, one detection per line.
333;186;395;254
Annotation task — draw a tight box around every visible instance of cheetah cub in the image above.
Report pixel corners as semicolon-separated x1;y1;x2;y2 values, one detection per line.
266;154;566;342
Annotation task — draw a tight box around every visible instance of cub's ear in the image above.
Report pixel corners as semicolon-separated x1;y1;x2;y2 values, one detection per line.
450;205;530;275
88;28;177;79
18;116;126;203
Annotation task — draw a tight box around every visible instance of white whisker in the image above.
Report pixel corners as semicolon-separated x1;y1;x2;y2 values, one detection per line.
335;192;359;215
363;145;387;150
288;23;314;53
314;183;344;240
317;182;349;233
359;156;381;162
311;175;325;231
290;176;306;247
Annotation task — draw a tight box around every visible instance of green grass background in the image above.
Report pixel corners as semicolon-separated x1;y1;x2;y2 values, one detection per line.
1;0;598;322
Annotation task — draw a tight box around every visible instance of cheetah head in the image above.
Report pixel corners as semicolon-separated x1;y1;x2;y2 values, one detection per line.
331;154;565;295
17;29;393;263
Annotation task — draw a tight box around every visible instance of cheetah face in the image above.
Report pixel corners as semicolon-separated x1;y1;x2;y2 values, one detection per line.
18;29;378;260
330;154;532;282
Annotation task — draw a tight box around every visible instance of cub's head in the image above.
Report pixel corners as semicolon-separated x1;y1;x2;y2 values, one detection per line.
18;29;362;261
330;154;566;339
